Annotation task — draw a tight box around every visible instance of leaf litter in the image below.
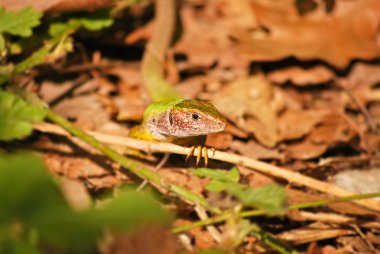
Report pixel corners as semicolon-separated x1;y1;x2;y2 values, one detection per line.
4;0;380;252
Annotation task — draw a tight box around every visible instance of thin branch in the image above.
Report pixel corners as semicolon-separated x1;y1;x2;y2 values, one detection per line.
172;191;380;234
34;122;380;212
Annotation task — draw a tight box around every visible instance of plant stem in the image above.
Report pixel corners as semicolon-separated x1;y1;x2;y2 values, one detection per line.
173;191;380;233
45;109;216;212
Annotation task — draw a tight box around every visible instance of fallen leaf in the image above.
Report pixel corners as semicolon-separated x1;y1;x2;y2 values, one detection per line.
206;132;232;150
277;223;354;245
309;113;355;145
174;0;252;69
268;66;335;86
286;139;328;160
236;0;380;68
213;74;284;147
230;140;284;160
278;109;331;141
0;0;113;12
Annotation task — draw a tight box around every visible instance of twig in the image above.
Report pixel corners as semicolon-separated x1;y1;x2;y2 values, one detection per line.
194;205;222;243
172;191;380;234
34;122;380;212
137;153;170;191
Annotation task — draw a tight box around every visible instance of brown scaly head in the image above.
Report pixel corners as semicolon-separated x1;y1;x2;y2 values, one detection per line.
146;99;227;140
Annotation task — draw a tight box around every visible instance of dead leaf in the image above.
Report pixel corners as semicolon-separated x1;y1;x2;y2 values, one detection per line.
277;223;354;245
268;66;335;86
236;0;380;68
213;74;284;147
230;140;284;160
174;0;252;69
206;132;232;150
309;114;355;145
286;139;328;160
278;109;331;141
0;0;113;12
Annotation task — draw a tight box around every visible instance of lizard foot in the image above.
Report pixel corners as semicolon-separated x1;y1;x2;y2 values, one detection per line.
186;146;215;167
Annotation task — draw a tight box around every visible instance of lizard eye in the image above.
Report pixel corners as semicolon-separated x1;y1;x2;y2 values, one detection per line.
192;113;199;120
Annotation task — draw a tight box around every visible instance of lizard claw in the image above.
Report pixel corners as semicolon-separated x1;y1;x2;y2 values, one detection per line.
186;146;195;161
196;146;202;166
202;147;208;167
186;145;211;167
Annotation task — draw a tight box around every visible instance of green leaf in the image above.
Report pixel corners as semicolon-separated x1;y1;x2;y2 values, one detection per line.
206;180;232;192
0;152;171;253
90;189;172;231
0;90;47;141
0;7;42;37
193;167;240;192
0;152;100;252
0;34;4;50
0;153;66;223
49;10;113;37
0;238;42;254
192;167;240;183
229;184;287;213
78;10;113;31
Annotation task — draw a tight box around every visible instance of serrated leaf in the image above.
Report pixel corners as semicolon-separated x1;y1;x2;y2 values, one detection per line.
79;10;113;31
229;184;287;213
0;90;47;141
206;180;232;192
192;167;240;183
193;167;240;192
0;7;42;37
49;10;113;37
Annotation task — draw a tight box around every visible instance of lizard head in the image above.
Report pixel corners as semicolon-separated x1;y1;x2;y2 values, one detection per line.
147;99;227;139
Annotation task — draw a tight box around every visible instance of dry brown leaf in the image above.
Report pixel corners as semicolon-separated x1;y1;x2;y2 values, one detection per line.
268;66;335;86
236;0;380;68
206;132;232;150
0;0;113;12
348;63;380;88
213;74;284;147
174;0;251;69
286;139;328;160
230;140;284;160
277;223;354;245
53;95;111;131
309;114;355;145
337;236;374;254
33;136;124;190
278;109;331;141
100;226;176;254
339;63;380;107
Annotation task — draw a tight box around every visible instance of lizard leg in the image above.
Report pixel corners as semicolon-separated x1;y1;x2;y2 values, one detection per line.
186;145;211;166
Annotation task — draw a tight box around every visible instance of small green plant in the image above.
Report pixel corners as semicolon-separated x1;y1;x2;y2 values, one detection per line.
0;152;171;253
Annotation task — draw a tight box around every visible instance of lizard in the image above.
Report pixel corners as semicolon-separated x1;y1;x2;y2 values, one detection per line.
128;0;227;166
129;98;227;165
